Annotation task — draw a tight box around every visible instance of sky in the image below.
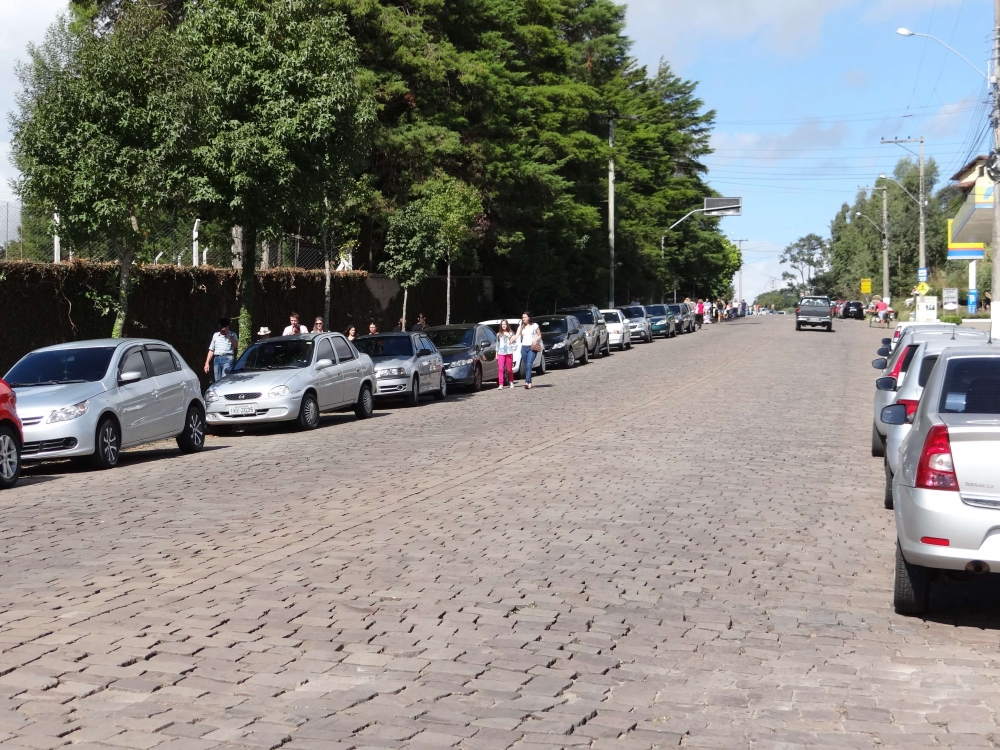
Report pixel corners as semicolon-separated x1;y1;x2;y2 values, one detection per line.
0;1;994;302
625;0;994;302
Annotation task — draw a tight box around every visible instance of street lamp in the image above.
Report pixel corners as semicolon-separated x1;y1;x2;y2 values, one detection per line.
878;174;923;206
856;212;883;235
896;28;988;80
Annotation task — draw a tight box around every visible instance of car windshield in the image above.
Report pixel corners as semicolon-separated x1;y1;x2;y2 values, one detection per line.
645;305;666;316
620;306;644;319
538;318;568;335
666;305;682;314
565;309;594;324
354;335;414;358
5;346;116;386
939;357;1000;414
427;328;475;348
601;312;620;323
235;340;314;371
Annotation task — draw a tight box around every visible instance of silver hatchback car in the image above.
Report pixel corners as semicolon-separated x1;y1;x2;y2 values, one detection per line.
353;333;445;405
205;333;375;431
885;345;1000;615
5;338;206;469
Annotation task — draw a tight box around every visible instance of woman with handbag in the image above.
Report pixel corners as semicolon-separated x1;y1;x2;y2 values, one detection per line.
514;312;542;389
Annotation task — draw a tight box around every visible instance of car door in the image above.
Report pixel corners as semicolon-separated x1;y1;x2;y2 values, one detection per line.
418;335;439;391
146;345;187;437
332;335;361;406
314;337;342;409
115;346;160;446
478;326;498;381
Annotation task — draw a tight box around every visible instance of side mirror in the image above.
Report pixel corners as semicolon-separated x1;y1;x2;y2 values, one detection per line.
418;348;432;357
872;358;887;370
881;403;909;425
881;338;891;346
876;346;890;357
315;358;334;370
119;370;142;384
875;376;897;392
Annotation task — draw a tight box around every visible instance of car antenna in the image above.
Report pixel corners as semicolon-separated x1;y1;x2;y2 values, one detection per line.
951;327;956;340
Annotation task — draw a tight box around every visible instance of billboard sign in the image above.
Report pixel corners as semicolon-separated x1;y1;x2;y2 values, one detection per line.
943;288;959;311
704;197;742;216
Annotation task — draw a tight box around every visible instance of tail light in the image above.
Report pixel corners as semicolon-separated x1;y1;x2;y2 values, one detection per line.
795;307;801;313
897;398;919;418
915;424;958;491
887;345;914;379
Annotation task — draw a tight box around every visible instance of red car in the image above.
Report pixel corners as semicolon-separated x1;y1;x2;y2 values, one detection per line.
0;378;22;489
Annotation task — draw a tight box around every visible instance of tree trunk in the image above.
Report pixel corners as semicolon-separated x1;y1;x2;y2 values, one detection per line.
402;286;408;332
323;224;331;329
237;223;257;354
111;243;135;338
231;226;243;268
446;258;452;325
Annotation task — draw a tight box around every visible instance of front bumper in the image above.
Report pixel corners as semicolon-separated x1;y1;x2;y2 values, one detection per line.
543;348;570;365
444;364;476;385
374;376;412;398
18;411;99;460
896;483;1000;570
206;394;300;424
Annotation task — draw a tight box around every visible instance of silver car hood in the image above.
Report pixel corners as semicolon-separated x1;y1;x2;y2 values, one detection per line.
211;369;301;392
13;381;109;416
369;356;413;370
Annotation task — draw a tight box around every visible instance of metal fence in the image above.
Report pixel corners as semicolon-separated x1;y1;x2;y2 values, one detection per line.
0;201;342;270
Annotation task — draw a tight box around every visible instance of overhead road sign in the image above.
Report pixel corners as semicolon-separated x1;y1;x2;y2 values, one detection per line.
704;197;742;217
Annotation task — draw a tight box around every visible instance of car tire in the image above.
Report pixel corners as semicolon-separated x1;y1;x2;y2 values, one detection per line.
90;417;121;470
407;376;420;406
471;365;483;392
871;422;885;458
433;373;447;401
538;355;546;375
176;404;206;454
625;338;632;350
603;340;611;356
827;323;834;332
795;322;802;331
884;460;894;509
619;341;625;351
0;424;21;490
894;541;930;616
355;383;375;417
297;392;320;430
566;350;576;368
581;345;589;365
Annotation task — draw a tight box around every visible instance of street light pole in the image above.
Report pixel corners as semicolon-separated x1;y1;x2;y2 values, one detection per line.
881;136;925;272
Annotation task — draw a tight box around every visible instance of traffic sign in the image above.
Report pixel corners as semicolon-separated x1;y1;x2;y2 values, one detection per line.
915;282;931;295
918;267;929;282
703;197;742;216
860;278;872;294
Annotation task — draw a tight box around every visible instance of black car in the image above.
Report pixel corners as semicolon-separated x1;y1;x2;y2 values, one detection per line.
425;324;498;391
841;301;866;320
667;303;695;333
536;315;589;368
642;305;676;338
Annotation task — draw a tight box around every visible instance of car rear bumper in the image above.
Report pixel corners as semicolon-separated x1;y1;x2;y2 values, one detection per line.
206;394;300;424
607;331;627;344
896;483;1000;570
797;317;830;325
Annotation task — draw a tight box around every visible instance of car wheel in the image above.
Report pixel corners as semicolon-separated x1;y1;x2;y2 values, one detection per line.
604;340;611;356
625;338;632;350
827;323;833;332
566;349;576;368
407;376;420;406
0;425;21;490
472;364;483;392
884;460;894;509
795;323;802;331
581;345;589;365
176;404;206;453
871;422;885;458
355;383;375;417
90;417;121;470
434;373;447;400
645;331;652;343
297;393;320;430
538;355;546;375
894;541;930;616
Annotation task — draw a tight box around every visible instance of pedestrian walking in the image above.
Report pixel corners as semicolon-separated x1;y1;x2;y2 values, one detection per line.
513;312;542;390
344;325;357;341
311;317;324;333
204;317;238;382
283;312;308;336
495;319;516;389
695;299;705;329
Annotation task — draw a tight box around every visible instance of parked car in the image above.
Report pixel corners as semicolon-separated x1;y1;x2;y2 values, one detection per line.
881;334;990;509
556;305;610;357
6;339;206;469
207;333;376;430
841;301;865;320
479;318;547;378
425;324;498;391
889;321;957;352
795;296;833;331
618;305;653;343
537;315;589;368
667;303;695;334
884;346;1000;615
0;378;22;489
642;305;676;339
354;332;444;405
600;309;633;351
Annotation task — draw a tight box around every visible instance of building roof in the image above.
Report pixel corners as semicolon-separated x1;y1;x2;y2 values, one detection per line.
951;155;987;183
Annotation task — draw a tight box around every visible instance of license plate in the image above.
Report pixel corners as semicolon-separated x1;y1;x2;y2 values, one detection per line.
227;403;257;415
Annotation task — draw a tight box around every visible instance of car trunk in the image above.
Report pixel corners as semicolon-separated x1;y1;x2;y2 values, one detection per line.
944;416;1000;499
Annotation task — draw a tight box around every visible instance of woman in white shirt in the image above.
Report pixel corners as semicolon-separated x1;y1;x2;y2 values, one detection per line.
513;312;542;389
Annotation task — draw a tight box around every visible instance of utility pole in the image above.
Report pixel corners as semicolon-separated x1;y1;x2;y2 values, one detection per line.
608;118;615;309
881;136;925;273
732;238;747;301
993;0;1000;335
882;186;890;300
53;212;60;263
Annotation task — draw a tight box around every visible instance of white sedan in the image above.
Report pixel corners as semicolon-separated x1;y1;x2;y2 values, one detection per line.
479;319;546;378
600;309;632;350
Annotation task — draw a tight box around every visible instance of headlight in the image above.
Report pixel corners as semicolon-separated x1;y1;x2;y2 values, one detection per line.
47;400;88;423
552;341;566;349
377;368;406;378
205;389;220;403
268;385;290;397
446;358;473;369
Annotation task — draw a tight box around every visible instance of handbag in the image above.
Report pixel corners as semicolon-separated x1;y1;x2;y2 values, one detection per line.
530;340;542;353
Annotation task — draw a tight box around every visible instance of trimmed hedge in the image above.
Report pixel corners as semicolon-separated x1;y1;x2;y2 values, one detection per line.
0;261;495;386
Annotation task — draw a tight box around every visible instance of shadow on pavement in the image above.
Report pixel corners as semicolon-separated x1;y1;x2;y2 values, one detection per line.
924;574;1000;629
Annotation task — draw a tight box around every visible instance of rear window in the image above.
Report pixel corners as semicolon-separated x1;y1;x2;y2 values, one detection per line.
917;355;939;388
939;358;1000;414
619;306;644;319
644;305;666;316
566;309;594;324
799;298;830;307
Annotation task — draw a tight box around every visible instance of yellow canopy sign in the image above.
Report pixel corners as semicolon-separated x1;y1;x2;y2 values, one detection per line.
860;278;872;294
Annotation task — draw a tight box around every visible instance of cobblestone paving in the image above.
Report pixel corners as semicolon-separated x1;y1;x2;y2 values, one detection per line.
3;317;1000;749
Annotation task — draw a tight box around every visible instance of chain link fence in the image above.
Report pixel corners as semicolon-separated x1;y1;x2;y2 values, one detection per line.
0;201;340;270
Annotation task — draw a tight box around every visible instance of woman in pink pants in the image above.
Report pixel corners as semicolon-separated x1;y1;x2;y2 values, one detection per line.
495;319;516;389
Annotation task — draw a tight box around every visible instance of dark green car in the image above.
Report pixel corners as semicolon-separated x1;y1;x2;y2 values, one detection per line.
642;305;676;338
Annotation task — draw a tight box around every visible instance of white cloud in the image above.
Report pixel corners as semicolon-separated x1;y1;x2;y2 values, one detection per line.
711;120;852;163
861;0;962;23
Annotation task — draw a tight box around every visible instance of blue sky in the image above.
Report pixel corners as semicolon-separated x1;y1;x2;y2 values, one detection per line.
1;1;994;302
625;0;994;301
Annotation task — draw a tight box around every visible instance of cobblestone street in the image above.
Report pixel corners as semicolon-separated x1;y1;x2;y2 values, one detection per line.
3;317;1000;749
